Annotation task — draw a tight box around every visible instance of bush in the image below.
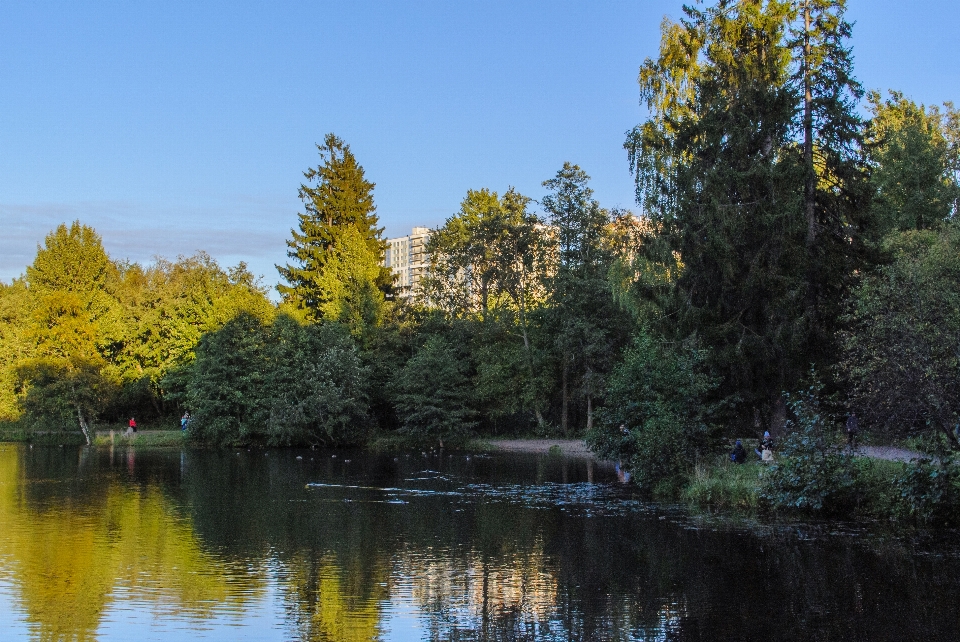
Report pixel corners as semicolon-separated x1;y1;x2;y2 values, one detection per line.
760;381;858;514
891;435;960;525
182;313;371;446
390;335;477;447
587;328;717;489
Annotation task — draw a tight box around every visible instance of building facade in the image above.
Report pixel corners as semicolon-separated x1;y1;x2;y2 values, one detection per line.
384;227;432;297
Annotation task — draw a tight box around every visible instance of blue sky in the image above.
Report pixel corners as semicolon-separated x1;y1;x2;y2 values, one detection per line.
2;1;958;291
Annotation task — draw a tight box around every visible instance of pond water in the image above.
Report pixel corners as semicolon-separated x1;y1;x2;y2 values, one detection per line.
1;444;959;641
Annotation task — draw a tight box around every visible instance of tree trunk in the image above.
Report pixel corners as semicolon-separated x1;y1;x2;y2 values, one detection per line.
76;407;91;446
518;304;545;429
561;355;570;437
586;392;593;432
803;2;819;331
803;3;815;252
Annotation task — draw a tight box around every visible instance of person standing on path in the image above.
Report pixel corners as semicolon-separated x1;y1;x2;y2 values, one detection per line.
129;417;137;433
846;412;858;450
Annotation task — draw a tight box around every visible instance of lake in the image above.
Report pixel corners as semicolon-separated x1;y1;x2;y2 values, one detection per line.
0;443;958;641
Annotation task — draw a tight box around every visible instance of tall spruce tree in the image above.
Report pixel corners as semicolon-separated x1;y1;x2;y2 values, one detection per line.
278;134;392;325
542;163;625;434
624;0;868;428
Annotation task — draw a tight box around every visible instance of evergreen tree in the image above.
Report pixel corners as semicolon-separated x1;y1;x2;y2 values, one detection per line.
542;164;625;434
278;134;391;324
184;312;270;444
263;316;371;446
624;0;869;427
791;0;871;350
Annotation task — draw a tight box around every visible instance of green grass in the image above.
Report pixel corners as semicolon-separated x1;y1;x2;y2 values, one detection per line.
93;430;188;448
682;455;764;511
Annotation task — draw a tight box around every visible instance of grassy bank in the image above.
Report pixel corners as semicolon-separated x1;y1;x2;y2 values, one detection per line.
92;430;187;448
680;452;948;523
683;455;764;511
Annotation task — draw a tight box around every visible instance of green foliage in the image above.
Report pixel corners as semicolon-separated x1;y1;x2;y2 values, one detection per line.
15;357;116;434
623;0;870;424
262;316;371;446
587;329;717;488
26;222;124;366
183;313;370;446
840;223;960;440
866;91;960;233
278;133;390;334
182;313;269;444
0;219;275;431
390;335;477;447
893;453;960;526
111;254;274;417
542;164;629;434
423;187;553;428
760;380;857;514
0;279;33;421
888;435;960;526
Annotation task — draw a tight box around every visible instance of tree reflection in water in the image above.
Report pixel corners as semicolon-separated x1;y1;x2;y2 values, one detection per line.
1;445;960;641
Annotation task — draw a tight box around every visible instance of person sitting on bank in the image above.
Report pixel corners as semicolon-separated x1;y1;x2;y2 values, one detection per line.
730;440;747;464
755;431;773;460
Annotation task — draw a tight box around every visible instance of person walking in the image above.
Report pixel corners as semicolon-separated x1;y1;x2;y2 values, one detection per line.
128;417;137;433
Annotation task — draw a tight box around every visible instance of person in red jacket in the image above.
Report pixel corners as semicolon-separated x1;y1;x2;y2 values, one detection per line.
128;417;137;433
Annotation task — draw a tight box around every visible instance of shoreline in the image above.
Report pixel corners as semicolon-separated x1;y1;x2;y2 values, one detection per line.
485;438;594;457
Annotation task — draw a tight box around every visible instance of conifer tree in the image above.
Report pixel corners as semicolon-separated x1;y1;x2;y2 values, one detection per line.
624;0;869;426
542;164;624;434
278;134;392;322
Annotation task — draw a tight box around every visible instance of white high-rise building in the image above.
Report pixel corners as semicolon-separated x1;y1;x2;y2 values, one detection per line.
384;227;432;297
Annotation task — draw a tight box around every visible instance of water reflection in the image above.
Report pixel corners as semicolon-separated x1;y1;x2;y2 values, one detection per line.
1;444;960;641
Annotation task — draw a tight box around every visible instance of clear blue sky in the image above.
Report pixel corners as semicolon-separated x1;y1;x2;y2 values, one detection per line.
2;1;958;291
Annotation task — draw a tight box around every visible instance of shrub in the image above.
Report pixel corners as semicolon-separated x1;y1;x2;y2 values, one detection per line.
587;328;717;489
891;435;960;525
760;379;858;514
390;335;477;447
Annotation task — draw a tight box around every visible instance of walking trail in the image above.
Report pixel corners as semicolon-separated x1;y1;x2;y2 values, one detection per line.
488;439;928;462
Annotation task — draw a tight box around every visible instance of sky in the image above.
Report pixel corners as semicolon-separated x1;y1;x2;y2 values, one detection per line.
1;1;958;292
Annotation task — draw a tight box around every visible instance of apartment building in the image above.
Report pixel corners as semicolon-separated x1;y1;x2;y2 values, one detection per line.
384;226;432;297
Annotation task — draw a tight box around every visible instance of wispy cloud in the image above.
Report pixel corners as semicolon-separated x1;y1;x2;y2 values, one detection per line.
0;199;294;286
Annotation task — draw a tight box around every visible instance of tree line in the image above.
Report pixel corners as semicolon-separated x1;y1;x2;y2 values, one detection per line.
1;1;958;482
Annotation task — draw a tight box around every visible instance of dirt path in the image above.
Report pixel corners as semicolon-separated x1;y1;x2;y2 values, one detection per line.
487;439;594;456
487;439;929;462
855;445;927;462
